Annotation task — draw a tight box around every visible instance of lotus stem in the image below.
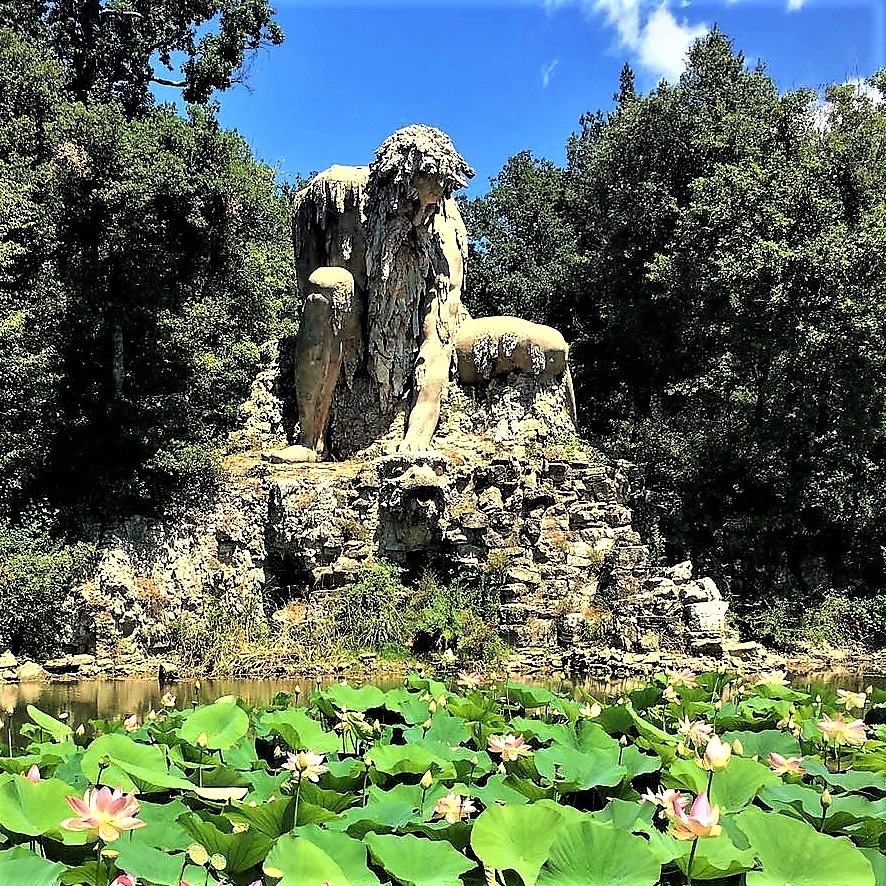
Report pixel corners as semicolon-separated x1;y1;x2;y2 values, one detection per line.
686;836;699;886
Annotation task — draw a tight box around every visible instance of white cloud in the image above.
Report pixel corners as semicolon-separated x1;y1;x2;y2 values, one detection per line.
786;0;805;10
584;0;707;82
541;58;560;88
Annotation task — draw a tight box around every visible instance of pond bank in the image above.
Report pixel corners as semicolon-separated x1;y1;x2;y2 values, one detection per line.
1;641;884;689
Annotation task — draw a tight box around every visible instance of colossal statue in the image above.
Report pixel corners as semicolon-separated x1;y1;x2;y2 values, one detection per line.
270;125;575;463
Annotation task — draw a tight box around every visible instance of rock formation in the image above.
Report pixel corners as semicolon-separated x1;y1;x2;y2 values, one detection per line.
62;126;731;677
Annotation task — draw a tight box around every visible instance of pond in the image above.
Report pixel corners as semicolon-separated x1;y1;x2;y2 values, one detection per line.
2;668;879;748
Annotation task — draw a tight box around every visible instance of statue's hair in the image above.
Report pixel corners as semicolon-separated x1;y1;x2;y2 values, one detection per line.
364;125;473;409
366;125;474;209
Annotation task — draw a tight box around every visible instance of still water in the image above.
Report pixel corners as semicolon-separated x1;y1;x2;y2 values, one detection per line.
3;668;880;743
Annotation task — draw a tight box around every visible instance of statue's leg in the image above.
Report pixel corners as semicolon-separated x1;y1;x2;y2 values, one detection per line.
400;295;451;451
267;268;354;464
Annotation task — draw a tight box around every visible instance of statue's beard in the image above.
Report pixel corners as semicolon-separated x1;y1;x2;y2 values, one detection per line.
366;217;432;412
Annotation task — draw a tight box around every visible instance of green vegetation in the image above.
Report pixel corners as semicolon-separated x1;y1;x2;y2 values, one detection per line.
3;670;886;884
462;30;886;636
0;4;293;530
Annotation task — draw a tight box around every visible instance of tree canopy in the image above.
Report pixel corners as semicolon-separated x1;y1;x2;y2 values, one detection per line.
462;30;886;627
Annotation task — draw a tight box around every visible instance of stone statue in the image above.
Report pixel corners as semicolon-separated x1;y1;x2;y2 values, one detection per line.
270;125;575;463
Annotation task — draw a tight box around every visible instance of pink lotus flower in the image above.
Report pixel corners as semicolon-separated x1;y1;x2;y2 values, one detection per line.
111;876;137;886
433;792;477;823
123;714;139;732
457;671;485;690
677;717;713;748
282;751;329;782
61;786;147;842
487;734;532;761
671;791;722;840
24;764;41;783
818;713;867;746
160;692;176;708
639;786;689;819
768;752;805;775
701;734;732;771
668;668;697;687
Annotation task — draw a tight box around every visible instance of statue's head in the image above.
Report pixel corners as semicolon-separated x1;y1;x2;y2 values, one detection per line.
368;125;474;222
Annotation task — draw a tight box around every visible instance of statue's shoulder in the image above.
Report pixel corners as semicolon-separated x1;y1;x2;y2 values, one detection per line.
293;165;369;214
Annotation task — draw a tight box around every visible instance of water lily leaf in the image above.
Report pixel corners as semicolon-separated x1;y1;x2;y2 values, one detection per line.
179;810;274;874
504;682;559;710
111;842;187;886
0;773;88;843
365;832;476;886
264;833;351;885
759;782;824;820
803;758;886;795
294;825;381;885
536;819;661;886
366;743;456;780
25;706;73;743
860;849;886;886
736;804;876;886
671;832;757;880
330;783;426;837
668;756;776;811
620;745;662;781
192;785;250;802
0;846;67;886
226;797;291;840
722;729;801;759
403;713;471;748
535;743;626;791
257;709;340;754
384;687;432;725
134;798;193;851
318;683;387;713
179;700;250;750
81;734;194;793
593;798;655;832
468;773;530;807
470;801;574;886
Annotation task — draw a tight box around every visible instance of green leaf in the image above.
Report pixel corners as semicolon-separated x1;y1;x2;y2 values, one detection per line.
81;734;194;793
470;801;573;886
736;804;876;886
264;833;351;885
365;832;476;886
672;833;757;880
0;774;88;843
179;699;250;750
179;811;273;874
25;706;73;743
257;709;340;754
319;683;387;712
536;819;661;886
112;842;187;886
294;825;381;885
722;729;801;759
366;743;457;780
0;846;67;886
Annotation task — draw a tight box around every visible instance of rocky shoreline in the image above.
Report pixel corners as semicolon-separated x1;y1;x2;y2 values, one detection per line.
2;643;884;689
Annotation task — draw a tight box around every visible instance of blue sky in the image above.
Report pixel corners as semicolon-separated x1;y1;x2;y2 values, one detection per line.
161;0;885;195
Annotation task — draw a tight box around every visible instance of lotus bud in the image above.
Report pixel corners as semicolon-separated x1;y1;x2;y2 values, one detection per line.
732;739;744;756
421;770;434;789
422;719;432;730
76;724;85;736
428;701;437;714
196;732;209;748
821;789;832;807
703;735;732;771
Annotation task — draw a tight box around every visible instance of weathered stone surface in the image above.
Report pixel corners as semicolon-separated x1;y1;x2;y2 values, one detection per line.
0;651;17;668
17;662;47;682
685;601;730;633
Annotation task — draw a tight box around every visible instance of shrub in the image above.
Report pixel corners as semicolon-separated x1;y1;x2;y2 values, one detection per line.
331;560;407;652
0;519;94;658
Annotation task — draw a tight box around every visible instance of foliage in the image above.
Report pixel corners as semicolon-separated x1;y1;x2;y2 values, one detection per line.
1;670;885;884
0;0;284;115
0;517;94;657
462;28;886;615
0;22;294;523
332;561;408;653
405;570;504;662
